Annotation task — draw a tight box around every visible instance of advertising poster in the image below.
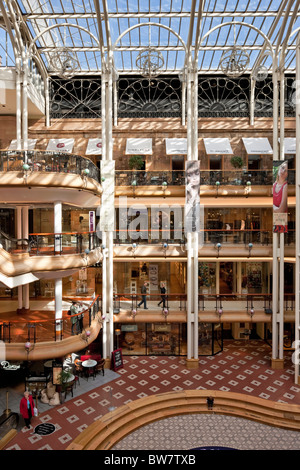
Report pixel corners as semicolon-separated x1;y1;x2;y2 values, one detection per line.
273;160;288;233
185;161;200;233
100;161;115;232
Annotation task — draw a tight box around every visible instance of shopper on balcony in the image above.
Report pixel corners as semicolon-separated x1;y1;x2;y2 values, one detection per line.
70;301;79;335
158;282;167;308
138;281;148;309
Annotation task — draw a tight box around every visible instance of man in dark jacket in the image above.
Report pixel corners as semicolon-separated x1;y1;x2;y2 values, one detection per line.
158;283;167;308
138;281;148;309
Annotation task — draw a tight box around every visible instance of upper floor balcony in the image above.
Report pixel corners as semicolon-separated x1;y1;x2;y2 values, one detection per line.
0;150;101;206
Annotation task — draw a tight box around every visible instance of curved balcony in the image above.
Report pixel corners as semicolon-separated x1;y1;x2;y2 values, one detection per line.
0;150;100;182
0;150;101;205
0;296;102;361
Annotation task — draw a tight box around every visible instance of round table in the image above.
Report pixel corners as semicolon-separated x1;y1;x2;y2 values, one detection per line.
82;360;97;380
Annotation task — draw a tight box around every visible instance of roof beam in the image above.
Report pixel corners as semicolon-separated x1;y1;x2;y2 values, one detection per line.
24;11;297;20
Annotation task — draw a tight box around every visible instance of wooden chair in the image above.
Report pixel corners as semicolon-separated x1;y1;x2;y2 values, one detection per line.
64;380;74;399
95;359;106;376
74;359;83;378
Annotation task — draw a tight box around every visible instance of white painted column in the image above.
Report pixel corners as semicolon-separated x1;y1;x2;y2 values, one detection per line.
55;278;63;338
102;233;107;358
22;206;29;310
272;67;279;362
54;201;62;253
295;36;300;384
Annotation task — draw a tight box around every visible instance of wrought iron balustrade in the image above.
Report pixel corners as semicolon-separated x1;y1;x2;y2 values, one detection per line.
0;150;100;183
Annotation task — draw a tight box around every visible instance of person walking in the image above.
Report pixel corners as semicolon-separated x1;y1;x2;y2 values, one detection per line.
20;391;35;429
158;283;167;308
70;301;79;335
78;302;85;333
138;281;148;309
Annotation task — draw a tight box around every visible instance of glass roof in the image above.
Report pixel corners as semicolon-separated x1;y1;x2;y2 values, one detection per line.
7;0;300;74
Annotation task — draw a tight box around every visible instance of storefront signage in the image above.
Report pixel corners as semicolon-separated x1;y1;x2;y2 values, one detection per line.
86;138;102;155
278;137;296;154
155;324;171;332
9;139;37;150
203;138;233;154
121;325;138;332
111;348;123;371
46;138;74;154
125;138;152;155
242;137;273;155
165;138;187;155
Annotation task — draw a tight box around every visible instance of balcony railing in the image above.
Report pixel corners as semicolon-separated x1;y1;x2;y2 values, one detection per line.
115;169;294;186
0;293;295;344
0;150;100;183
0;296;100;344
1;228;295;255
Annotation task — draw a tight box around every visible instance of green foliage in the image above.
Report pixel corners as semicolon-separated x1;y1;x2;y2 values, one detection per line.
128;155;144;170
230;156;243;169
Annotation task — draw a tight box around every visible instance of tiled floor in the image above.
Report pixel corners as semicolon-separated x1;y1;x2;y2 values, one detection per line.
2;339;300;450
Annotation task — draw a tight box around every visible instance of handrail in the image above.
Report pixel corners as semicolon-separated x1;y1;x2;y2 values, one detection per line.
67;390;300;450
0;295;101;344
0;150;100;183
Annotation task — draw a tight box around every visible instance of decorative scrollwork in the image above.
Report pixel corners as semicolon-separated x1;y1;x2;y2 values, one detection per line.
219;47;250;78
118;78;181;117
136;48;164;78
49;49;80;79
50;78;101;119
198;77;249;117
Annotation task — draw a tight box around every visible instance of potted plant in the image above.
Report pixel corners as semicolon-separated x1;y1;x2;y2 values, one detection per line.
230;156;243;184
128;155;144;171
230;156;243;169
57;369;72;397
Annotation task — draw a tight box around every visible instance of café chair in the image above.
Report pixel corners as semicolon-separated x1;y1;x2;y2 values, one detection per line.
64;381;74;399
95;359;106;376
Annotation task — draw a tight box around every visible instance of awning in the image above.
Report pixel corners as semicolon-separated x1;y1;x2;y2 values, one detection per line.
9;139;37;150
165;138;187;155
125;138;152;155
46;138;74;153
203;138;233;154
242;137;273;155
279;137;296;154
86;138;102;155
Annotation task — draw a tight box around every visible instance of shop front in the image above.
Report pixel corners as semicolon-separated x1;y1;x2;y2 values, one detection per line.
114;321;224;357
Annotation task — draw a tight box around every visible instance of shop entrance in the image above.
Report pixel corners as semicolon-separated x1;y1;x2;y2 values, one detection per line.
219;262;234;294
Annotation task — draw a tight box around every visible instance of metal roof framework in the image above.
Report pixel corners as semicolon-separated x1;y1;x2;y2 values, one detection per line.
0;0;299;76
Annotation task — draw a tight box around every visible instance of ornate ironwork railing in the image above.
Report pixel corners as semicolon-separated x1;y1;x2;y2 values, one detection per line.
115;169;281;186
0;296;101;343
0;150;100;183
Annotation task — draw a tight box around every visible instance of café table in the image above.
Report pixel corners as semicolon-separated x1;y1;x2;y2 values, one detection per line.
82;359;97;380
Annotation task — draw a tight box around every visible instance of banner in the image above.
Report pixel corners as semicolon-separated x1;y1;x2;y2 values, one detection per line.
165;138;187;155
86;138;102;155
125;138;152;155
203;138;233;155
273;160;288;233
242;137;273;155
46;138;74;153
185;161;200;233
100;161;115;232
9;139;37;150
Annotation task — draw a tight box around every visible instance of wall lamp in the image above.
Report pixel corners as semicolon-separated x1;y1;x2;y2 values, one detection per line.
216;242;222;257
132;242;137;257
215;180;220;197
163;242;168;257
248;243;253;257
